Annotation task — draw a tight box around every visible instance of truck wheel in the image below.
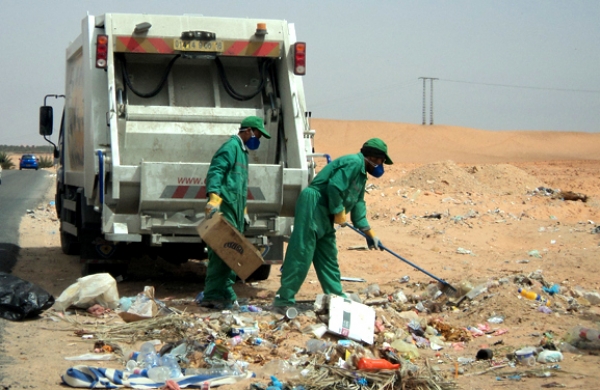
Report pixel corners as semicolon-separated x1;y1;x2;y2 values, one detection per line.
81;262;105;276
60;225;80;255
248;264;271;281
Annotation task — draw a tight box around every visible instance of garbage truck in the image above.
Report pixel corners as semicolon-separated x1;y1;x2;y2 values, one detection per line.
39;13;322;278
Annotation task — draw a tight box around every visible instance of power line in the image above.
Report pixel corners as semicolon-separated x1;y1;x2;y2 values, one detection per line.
439;79;600;93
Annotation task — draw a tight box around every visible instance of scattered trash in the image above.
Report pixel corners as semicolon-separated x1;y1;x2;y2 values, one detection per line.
515;347;536;366
476;349;493;360
456;247;472;255
340;276;366;282
487;315;505;324
327;295;375;344
518;288;550;306
528;250;542;258
542;284;560;296
537;350;563;363
53;273;119;311
0;272;55;321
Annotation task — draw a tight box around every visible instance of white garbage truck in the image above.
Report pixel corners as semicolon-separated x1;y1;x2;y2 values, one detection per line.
40;13;323;278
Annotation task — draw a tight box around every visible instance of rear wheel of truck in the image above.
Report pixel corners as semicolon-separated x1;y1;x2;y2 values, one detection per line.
60;227;80;255
81;262;105;276
248;264;271;281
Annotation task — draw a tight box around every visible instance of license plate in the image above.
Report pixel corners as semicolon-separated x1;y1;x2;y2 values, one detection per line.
174;39;223;52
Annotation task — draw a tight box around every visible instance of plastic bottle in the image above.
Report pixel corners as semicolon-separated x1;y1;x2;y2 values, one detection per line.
185;366;233;377
126;359;138;371
466;284;488;300
356;357;400;370
137;342;159;368
159;354;182;378
518;288;550;306
147;366;170;382
250;337;275;348
305;339;330;353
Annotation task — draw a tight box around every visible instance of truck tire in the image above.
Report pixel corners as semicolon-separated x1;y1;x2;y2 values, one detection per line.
248;264;271;281
60;225;80;255
81;262;105;276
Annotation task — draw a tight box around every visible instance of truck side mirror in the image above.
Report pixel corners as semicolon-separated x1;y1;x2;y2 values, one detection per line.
39;106;53;136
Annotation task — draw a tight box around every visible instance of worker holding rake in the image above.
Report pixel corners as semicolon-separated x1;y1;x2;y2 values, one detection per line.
273;138;393;310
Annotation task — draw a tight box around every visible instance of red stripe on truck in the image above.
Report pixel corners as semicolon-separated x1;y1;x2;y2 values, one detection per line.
252;42;279;56
172;186;189;198
224;41;248;56
147;37;174;53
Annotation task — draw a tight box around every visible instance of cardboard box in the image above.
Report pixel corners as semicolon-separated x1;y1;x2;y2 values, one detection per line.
327;295;376;344
196;214;264;280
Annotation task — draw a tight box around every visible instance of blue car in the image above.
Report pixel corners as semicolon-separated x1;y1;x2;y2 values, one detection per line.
19;154;39;170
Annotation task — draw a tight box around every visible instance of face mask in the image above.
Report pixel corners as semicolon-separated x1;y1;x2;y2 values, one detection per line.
366;158;384;178
245;132;260;150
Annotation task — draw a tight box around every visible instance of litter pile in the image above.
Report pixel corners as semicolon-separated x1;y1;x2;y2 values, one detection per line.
42;271;600;389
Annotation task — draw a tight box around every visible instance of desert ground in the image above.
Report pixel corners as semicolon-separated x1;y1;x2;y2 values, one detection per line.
2;119;600;390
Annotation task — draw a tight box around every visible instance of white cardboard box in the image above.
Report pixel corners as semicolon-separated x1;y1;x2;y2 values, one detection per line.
327;296;376;344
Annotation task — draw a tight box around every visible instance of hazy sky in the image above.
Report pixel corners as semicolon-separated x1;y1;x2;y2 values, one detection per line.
0;1;598;146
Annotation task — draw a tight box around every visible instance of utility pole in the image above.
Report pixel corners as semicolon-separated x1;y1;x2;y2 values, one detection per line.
418;77;438;125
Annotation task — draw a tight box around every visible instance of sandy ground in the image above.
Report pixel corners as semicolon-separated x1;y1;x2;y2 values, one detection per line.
2;120;600;390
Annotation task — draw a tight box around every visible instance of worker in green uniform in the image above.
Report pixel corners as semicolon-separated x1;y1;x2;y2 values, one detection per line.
273;138;393;309
200;116;271;309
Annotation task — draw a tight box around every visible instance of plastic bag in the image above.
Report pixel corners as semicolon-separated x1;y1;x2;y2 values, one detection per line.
53;273;119;311
0;272;55;321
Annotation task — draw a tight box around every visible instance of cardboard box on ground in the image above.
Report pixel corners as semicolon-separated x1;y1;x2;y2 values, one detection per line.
197;213;265;280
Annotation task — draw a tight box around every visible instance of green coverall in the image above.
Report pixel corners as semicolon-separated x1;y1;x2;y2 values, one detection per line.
203;135;248;303
274;152;371;306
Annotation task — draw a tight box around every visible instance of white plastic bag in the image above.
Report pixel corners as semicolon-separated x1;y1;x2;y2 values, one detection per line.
53;273;120;311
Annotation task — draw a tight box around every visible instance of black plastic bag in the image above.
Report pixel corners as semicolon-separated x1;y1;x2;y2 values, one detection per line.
0;272;55;321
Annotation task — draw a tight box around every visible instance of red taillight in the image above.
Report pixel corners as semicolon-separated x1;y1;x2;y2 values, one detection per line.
293;42;306;75
96;34;108;69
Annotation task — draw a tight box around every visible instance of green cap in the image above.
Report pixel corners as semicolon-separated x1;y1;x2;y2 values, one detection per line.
361;138;393;165
240;116;271;139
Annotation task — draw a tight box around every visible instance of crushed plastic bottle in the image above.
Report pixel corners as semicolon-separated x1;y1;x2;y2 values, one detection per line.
305;339;330;353
466;284;488;300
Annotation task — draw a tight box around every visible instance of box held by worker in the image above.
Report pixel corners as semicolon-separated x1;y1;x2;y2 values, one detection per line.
197;214;264;280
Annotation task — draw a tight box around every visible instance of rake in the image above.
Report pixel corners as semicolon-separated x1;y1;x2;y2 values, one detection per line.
345;224;457;295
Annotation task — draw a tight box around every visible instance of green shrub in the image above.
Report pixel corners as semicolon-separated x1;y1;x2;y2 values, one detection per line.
0;151;15;170
38;155;54;168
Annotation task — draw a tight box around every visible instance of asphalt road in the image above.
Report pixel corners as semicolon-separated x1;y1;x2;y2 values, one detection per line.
0;168;55;273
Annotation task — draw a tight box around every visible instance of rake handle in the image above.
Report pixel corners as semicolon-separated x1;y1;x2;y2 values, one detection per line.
345;224;456;292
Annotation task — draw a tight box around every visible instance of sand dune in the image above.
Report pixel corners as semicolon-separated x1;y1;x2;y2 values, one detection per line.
312;119;600;164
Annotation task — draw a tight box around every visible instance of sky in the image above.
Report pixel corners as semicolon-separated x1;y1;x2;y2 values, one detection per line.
0;1;598;146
